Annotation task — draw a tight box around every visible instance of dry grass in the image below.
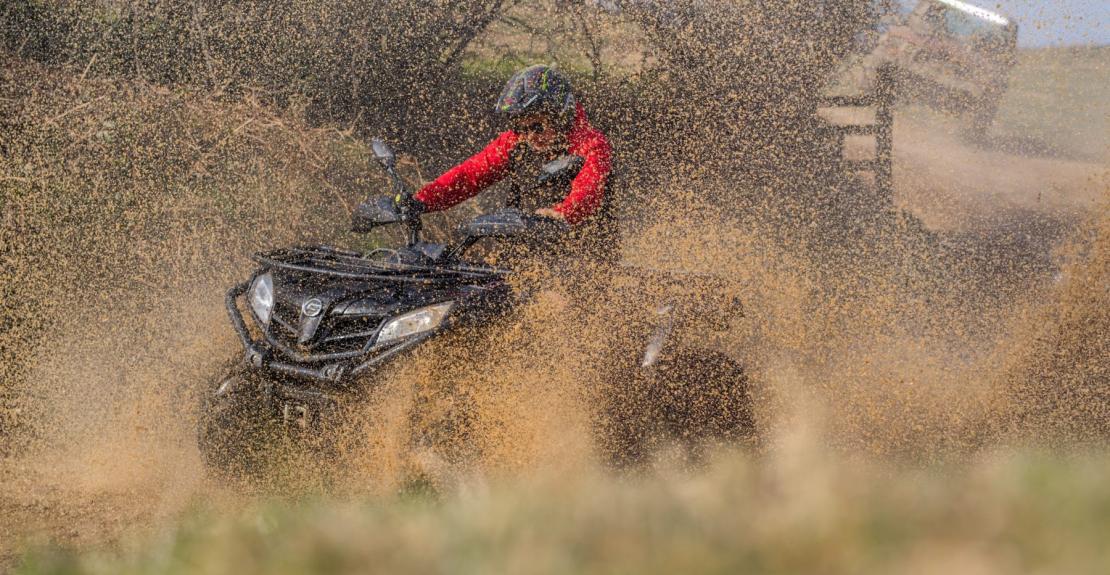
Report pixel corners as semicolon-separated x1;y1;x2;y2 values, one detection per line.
994;46;1110;162
0;53;385;448
12;450;1110;575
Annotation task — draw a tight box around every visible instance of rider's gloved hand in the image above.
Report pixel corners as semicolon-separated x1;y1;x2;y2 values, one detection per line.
394;194;425;223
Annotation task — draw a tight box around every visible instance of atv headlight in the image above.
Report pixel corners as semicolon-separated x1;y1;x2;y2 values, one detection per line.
249;272;274;326
377;302;453;345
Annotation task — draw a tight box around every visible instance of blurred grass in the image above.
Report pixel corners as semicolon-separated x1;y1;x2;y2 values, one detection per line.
992;46;1110;161
897;45;1110;161
12;451;1110;575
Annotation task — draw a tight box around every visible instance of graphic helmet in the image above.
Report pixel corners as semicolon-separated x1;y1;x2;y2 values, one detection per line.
495;65;576;126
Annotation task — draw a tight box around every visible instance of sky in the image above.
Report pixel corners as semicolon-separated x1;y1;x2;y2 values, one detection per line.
608;1;1108;47
900;0;1109;46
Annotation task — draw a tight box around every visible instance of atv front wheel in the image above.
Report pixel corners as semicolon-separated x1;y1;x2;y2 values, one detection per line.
197;366;277;480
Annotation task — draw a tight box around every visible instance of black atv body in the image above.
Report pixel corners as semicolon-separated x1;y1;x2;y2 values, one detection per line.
198;140;753;477
228;244;511;392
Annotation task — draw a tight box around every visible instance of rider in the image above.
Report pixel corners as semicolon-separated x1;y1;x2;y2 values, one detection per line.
399;64;617;263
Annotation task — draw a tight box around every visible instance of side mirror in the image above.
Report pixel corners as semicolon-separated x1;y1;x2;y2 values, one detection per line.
351;196;400;233
371;138;397;170
537;155;584;187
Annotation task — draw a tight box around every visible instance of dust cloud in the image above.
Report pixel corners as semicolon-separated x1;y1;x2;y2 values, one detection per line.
1;0;1107;567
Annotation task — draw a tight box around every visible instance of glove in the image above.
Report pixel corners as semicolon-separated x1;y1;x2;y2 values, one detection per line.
394;193;425;223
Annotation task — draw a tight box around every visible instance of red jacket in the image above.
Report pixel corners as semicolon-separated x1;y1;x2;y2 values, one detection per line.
414;103;611;225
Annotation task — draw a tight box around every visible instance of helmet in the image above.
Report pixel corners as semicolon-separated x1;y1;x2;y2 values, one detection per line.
495;65;576;125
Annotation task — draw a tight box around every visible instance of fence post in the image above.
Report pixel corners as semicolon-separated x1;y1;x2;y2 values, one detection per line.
875;63;895;202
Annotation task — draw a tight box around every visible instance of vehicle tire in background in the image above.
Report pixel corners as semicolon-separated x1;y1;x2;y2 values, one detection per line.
599;349;755;468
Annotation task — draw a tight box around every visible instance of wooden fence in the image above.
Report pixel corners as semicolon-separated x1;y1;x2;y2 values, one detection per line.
818;64;895;200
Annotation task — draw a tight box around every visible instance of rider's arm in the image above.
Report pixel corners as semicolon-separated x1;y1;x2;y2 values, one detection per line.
414;131;518;211
552;132;611;225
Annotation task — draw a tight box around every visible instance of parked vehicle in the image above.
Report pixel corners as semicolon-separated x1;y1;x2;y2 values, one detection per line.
854;0;1018;133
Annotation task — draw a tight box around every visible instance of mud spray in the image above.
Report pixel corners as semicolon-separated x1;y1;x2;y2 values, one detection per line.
1;0;1107;570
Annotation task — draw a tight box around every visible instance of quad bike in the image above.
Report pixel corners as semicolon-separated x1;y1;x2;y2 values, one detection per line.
198;138;753;478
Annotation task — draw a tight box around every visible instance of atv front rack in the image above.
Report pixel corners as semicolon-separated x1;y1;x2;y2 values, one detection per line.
254;245;503;283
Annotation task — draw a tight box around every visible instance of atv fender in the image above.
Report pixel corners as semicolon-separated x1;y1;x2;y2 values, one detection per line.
197;364;278;480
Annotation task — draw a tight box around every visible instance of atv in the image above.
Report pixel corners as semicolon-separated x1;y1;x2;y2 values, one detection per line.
198;138;753;478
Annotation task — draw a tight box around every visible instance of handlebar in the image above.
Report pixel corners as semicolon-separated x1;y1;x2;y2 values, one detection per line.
355;138;581;251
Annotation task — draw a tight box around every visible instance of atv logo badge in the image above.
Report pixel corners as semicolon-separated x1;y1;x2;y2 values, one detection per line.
302;298;324;317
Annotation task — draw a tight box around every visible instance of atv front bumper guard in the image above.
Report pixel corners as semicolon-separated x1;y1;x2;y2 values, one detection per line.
225;282;433;384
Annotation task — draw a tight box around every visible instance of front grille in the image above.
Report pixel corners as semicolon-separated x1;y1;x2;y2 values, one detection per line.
314;315;385;354
265;307;384;358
